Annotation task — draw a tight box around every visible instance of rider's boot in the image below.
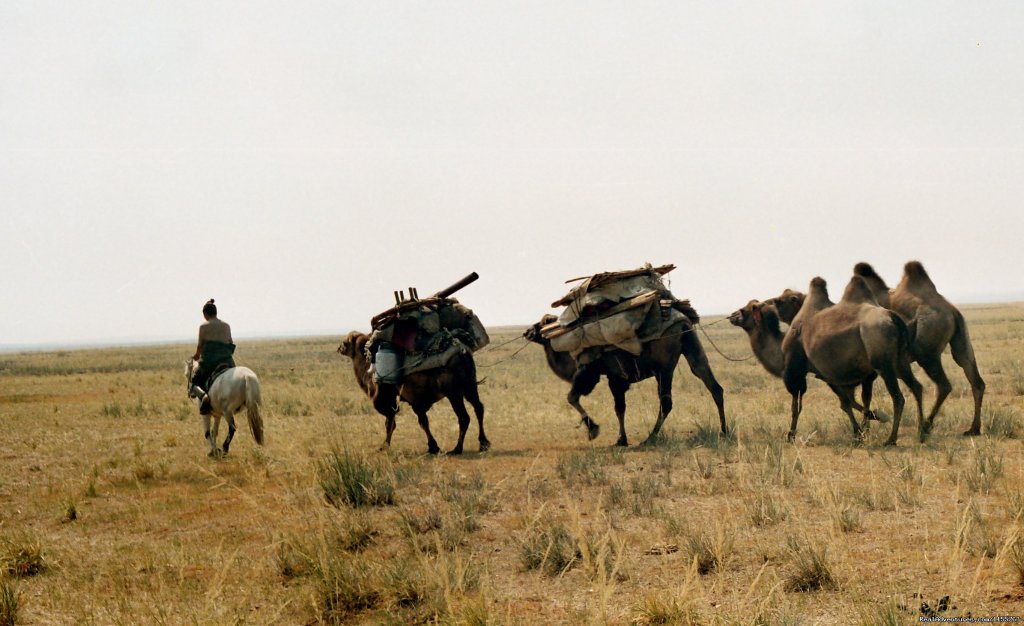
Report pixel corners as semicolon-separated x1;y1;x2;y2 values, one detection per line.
190;385;213;415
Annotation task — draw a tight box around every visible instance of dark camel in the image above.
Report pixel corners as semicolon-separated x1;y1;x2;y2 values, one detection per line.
729;299;885;422
337;331;489;455
854;261;985;437
778;276;924;445
524;313;727;446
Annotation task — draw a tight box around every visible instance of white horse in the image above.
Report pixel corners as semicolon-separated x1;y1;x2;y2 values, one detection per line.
186;359;265;457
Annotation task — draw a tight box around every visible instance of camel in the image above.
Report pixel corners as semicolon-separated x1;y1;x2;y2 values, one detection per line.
337;331;489;455
853;261;985;437
728;299;884;422
777;276;924;445
524;313;727;446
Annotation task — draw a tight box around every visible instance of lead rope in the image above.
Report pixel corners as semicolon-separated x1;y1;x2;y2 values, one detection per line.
697;322;756;363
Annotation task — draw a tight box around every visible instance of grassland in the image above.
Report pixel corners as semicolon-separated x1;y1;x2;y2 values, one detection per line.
1;304;1023;625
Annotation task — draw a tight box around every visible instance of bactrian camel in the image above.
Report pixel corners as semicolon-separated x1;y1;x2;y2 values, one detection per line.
524;312;727;446
854;261;985;437
728;299;886;423
338;331;489;455
779;276;924;445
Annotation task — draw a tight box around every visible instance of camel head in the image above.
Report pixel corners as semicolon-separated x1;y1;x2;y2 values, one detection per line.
766;288;805;325
729;300;763;331
337;331;369;359
523;314;558;344
730;300;782;335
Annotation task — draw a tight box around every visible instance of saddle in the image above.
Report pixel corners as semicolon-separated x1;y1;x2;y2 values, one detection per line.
206;362;233;388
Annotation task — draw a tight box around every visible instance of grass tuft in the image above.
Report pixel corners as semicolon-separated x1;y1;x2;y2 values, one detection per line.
0;579;19;626
316;448;396;508
0;534;44;579
519;522;579;576
784;536;837;592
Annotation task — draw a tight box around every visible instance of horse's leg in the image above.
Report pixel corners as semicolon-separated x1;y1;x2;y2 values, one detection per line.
641;367;675;446
412;403;441;455
464;378;489;452
569;365;602;441
202;413;217;457
209;414;222;457
950;317;985;436
221;409;237;455
681;331;727;434
607;377;630;447
446;394;471;455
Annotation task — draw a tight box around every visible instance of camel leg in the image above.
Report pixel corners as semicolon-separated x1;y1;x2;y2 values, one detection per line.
681;331;728;434
608;376;630;447
222;410;237;455
412;404;441;455
641;368;675;446
373;387;399;450
879;370;906;446
446;395;472;456
464;379;489;452
917;356;953;439
830;385;864;442
569;366;602;441
859;374;877;424
950;327;985;437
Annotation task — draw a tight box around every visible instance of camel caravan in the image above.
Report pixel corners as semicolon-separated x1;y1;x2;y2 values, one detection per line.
729;260;985;446
331;260;985;455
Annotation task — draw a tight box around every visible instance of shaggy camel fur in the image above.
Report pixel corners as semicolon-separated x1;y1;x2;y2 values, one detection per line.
854;261;985;437
779;276;924;445
524;313;727;446
338;331;489;455
728;300;884;422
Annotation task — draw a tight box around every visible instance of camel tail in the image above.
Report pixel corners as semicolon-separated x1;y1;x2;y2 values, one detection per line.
889;312;914;366
246;377;265;446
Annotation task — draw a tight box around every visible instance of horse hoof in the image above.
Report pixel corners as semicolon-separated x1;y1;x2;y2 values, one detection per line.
786;432;796;444
427;446;441;455
962;429;981;437
479;440;491;452
615;438;628;447
584;421;600;441
883;439;898;447
448;448;463;456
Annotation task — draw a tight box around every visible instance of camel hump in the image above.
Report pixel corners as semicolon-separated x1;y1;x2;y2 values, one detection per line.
840;276;878;305
810;277;827;291
853;262;884;283
903;261;937;291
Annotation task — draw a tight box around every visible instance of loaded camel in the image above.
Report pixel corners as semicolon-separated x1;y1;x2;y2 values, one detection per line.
853;261;985;437
775;275;924;444
728;299;886;423
524;310;727;447
338;331;489;455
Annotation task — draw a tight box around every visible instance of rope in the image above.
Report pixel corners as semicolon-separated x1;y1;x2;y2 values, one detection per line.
476;337;532;368
698;323;755;362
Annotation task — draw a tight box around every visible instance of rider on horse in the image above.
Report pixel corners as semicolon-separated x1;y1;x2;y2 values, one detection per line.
190;299;236;415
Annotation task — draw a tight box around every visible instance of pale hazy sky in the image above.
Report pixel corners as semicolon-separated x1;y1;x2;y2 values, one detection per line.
2;1;1022;347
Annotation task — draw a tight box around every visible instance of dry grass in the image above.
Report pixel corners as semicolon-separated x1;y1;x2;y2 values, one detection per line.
1;305;1023;623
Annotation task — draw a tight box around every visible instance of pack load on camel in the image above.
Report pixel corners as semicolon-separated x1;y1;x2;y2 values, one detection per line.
365;272;489;384
541;263;699;363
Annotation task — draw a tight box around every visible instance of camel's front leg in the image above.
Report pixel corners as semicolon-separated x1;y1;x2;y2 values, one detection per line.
413;404;441;455
569;366;602;441
608;377;630;446
641;369;675;446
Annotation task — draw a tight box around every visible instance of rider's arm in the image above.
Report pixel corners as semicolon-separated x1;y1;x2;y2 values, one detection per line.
193;326;206;361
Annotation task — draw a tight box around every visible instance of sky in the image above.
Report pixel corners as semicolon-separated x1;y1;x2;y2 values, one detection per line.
2;1;1023;348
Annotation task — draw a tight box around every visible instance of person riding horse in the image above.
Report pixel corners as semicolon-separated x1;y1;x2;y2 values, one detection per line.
190;299;236;416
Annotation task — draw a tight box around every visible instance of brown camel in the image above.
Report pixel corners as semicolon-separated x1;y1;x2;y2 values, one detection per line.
337;331;489;455
524;313;727;446
854;261;985;437
778;276;924;445
728;299;884;422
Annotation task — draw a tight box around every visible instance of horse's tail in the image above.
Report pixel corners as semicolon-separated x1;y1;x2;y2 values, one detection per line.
246;376;265;446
